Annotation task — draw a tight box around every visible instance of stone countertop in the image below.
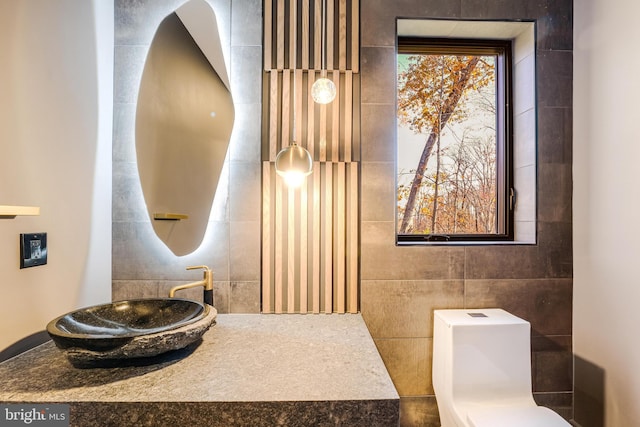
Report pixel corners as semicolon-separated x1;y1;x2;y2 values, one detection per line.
0;314;399;426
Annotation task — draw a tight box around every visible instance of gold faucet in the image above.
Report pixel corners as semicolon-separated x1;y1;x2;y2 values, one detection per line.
169;265;214;306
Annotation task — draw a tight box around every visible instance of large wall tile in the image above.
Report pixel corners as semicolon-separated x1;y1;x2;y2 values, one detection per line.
361;47;396;105
113;103;136;163
230;221;260;281
538;106;572;165
230;46;262;105
464;279;572;336
538;163;572;223
231;0;262;47
361;103;396;162
537;50;573;108
532;335;573;392
361;0;462;47
113;46;146;104
229;161;261;221
374;338;432;396
361;222;465;280
230;281;260;313
361;162;396;222
527;0;573;51
461;0;527;19
400;396;441;427
361;280;463;338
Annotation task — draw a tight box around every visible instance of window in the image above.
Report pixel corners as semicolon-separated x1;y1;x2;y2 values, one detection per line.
396;37;514;244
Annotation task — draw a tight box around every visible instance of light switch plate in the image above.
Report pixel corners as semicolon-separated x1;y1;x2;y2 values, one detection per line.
20;232;47;269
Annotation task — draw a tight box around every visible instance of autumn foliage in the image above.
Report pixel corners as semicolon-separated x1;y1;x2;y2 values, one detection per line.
397;52;498;235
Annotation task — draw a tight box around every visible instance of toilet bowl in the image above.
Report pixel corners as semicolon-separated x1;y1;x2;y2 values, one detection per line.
432;309;571;427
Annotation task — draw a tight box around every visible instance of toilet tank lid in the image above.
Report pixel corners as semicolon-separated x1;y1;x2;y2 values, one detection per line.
434;309;529;327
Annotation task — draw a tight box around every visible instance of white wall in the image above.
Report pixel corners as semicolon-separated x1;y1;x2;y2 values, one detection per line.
0;0;113;350
574;0;640;424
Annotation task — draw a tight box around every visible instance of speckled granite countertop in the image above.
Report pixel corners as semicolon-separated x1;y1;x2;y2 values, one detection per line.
0;314;399;426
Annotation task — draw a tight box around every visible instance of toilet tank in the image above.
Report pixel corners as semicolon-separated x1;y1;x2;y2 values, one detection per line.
433;309;533;403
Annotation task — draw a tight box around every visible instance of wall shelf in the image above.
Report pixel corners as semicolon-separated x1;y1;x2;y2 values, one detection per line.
0;205;40;218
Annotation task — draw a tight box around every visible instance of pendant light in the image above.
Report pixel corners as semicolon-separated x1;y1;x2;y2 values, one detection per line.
275;42;313;187
311;0;336;104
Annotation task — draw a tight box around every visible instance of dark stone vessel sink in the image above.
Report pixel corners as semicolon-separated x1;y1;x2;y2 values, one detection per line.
46;298;216;366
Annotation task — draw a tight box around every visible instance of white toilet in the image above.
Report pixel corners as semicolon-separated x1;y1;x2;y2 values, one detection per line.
432;308;571;427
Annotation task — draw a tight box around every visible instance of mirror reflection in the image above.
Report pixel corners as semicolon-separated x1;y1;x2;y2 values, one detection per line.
136;0;234;256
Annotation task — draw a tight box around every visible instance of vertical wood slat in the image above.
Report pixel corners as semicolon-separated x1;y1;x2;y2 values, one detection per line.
287;188;296;312
344;71;352;162
269;72;279;160
264;0;272;70
289;0;297;69
347;162;358;313
276;0;285;70
351;0;359;72
301;0;310;69
312;161;321;313
300;179;309;313
324;163;333;313
338;0;347;70
295;70;303;142
307;71;316;156
331;70;340;162
314;0;322;69
326;0;334;70
335;162;346;312
262;162;272;312
319;96;327;161
274;169;284;313
281;69;290;151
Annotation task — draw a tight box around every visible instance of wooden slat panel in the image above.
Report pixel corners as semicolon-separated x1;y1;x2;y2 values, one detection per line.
276;0;285;69
264;0;358;71
262;162;272;312
324;163;333;313
344;71;353;162
312;161;321;313
335;162;346;313
274;170;284;313
287;187;296;312
347;162;358;313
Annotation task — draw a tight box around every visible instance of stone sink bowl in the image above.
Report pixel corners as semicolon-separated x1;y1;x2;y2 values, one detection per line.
46;298;216;366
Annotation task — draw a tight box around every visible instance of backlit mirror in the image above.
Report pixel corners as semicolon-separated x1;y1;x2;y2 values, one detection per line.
136;0;234;256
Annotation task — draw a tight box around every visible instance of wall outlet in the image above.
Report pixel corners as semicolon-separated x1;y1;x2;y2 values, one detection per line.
20;233;47;269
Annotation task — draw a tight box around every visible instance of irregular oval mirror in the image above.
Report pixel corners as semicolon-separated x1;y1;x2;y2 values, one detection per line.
136;0;234;256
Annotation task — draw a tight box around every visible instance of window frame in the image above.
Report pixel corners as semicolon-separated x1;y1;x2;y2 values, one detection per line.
396;37;515;245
